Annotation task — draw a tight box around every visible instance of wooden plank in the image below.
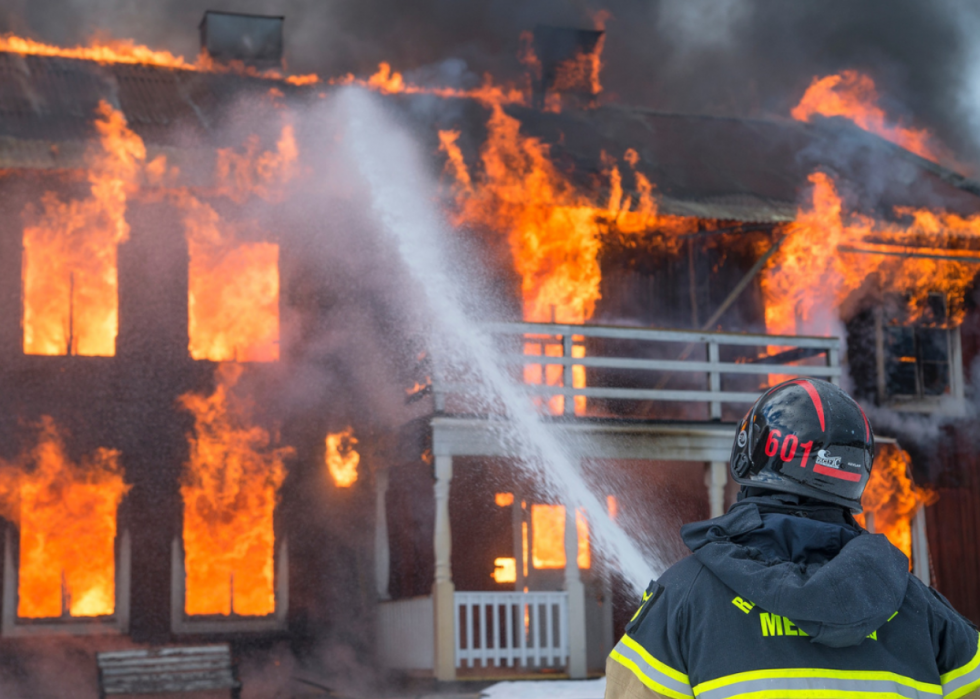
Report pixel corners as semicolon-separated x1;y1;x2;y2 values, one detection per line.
527;386;764;403
104;672;236;692
453;592;463;667
100;646;230;659
504;601;517;667
544;597;554;666
499;354;840;376
465;600;474;668
99;655;230;669
518;599;528;667
485;321;838;347
440;381;764;403
557;594;568;665
98;645;236;696
492;597;501;667
102;660;231;675
708;342;721;421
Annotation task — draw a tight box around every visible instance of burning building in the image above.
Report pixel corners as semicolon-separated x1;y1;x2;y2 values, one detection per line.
0;12;976;692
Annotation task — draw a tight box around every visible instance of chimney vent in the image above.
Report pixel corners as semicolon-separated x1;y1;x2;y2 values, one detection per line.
200;11;284;69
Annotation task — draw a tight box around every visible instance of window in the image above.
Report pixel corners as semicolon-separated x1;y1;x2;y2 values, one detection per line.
873;294;964;414
0;420;130;636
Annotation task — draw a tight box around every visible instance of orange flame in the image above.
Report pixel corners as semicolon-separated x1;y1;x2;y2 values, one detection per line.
857;444;937;562
182;124;296;363
179;364;292;617
325;428;360;488
0;417;129;618
0;34;318;85
792;70;940;162
491;557;517;584
22;100;147;356
529;504;590;569
440;113;695;414
606;494;618;520
495;492;515;507
763;171;980;337
331;62;526;108
0;34;194;70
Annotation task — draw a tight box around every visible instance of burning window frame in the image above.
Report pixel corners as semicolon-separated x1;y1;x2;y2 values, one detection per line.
170;534;288;634
1;527;131;637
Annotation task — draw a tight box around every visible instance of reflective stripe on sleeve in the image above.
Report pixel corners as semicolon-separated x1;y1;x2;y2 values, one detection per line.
608;635;693;699
693;668;942;699
942;632;980;699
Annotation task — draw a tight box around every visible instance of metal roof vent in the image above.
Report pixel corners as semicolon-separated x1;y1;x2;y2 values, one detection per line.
200;11;284;69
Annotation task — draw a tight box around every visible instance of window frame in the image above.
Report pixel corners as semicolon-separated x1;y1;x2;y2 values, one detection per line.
1;526;131;637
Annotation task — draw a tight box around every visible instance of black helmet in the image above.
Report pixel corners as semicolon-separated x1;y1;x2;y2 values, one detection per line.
730;378;874;512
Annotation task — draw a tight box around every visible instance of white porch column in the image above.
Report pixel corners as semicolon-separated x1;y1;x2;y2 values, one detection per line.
912;506;931;587
564;505;588;679
375;468;390;601
432;455;456;681
706;461;728;518
513;488;525;591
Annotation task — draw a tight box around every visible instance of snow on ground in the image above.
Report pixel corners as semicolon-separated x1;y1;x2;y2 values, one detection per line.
480;678;606;699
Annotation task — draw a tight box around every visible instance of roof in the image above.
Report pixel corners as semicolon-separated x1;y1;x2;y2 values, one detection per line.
0;50;977;223
0;51;310;179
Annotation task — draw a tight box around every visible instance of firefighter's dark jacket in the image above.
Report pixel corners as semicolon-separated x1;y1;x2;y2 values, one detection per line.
605;494;980;699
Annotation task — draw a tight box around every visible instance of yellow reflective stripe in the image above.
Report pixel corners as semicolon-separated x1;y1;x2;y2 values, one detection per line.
621;634;689;684
698;692;924;699
694;667;941;697
608;650;692;699
942;632;980;686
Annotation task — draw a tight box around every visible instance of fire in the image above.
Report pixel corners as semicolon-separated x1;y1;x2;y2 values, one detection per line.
0;34;193;70
23;100;147;356
0;417;129;618
762;171;980;337
529;504;590;570
331;62;525;107
183;123;296;363
792;70;941;163
0;34;318;85
857;444;937;562
606;494;619;520
184;201;282;363
492;558;517;584
179;364;292;616
440;112;695;414
325;428;360;488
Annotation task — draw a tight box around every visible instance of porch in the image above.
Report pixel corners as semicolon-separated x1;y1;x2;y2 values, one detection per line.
377;321;842;681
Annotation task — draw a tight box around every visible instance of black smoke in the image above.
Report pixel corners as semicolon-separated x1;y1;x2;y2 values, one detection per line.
0;0;978;167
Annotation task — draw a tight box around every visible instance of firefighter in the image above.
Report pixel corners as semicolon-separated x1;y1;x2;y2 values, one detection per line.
605;378;980;699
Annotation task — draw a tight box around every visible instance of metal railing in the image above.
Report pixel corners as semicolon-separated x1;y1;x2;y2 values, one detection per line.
454;591;568;669
433;321;841;420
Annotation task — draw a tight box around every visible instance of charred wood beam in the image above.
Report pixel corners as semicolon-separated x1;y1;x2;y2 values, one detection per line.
743;346;827;365
839;243;980;264
699;232;789;332
678;222;780;240
655;233;790;390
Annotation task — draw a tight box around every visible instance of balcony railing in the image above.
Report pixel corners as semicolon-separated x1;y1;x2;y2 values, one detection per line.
433;321;841;420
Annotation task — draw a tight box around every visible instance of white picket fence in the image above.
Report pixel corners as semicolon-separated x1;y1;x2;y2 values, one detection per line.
455;591;569;669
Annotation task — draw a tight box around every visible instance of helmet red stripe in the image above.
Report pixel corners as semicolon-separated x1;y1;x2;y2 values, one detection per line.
858;405;871;442
814;463;862;482
791;379;825;432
